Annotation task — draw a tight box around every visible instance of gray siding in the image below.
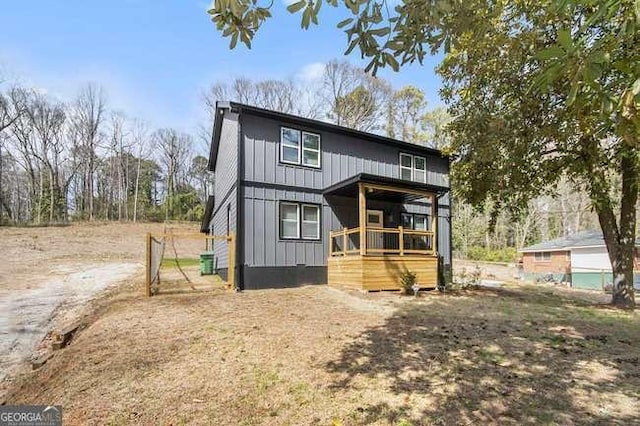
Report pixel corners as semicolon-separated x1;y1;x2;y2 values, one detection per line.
213;112;239;204
238;112;451;278
243;186;328;267
243;187;452;268
242;114;449;194
210;112;239;269
212;187;237;269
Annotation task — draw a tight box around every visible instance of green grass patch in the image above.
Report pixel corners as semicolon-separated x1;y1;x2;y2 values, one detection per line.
161;257;201;268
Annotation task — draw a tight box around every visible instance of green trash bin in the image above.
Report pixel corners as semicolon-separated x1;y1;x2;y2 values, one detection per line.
200;252;215;276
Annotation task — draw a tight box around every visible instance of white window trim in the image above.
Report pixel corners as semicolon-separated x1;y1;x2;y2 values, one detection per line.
280;127;301;166
413;155;427;183
301;204;321;240
413;214;428;230
280;202;300;239
280;127;321;168
400;153;413;181
400;153;427;183
301;131;321;168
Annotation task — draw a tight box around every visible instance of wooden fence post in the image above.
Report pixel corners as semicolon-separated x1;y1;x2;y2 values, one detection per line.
227;232;236;290
399;226;404;256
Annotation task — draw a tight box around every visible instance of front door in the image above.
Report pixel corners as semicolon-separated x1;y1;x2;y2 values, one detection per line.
366;209;384;251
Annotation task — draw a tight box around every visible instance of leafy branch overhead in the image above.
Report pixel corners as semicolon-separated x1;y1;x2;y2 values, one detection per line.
208;0;454;74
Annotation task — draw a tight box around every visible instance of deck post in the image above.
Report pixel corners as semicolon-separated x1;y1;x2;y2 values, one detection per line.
330;231;334;256
431;194;438;255
343;227;347;256
358;183;366;256
399;226;404;256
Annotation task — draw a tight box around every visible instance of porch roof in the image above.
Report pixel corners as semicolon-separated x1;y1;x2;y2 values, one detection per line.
323;173;450;202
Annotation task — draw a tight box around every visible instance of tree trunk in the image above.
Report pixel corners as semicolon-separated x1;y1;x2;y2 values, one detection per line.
591;142;637;308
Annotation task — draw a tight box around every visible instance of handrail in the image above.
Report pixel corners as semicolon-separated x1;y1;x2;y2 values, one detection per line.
329;226;436;256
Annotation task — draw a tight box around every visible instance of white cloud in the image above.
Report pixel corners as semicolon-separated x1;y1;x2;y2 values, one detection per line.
297;62;325;82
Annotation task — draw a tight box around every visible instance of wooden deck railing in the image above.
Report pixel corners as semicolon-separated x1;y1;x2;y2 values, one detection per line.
329;226;436;256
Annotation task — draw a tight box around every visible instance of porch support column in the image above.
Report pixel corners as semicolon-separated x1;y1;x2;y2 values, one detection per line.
358;183;366;256
431;194;438;255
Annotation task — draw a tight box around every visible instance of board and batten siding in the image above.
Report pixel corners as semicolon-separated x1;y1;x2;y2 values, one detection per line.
243;186;332;267
239;113;451;271
241;114;450;196
210;112;239;271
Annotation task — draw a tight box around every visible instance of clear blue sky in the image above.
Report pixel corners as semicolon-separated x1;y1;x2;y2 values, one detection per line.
0;1;443;148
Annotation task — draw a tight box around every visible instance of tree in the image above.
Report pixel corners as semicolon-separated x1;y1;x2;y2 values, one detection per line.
207;0;639;307
386;85;426;143
321;60;391;131
204;76;320;120
70;84;106;221
421;106;451;150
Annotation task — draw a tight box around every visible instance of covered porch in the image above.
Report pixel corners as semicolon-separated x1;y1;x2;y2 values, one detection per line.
323;173;449;291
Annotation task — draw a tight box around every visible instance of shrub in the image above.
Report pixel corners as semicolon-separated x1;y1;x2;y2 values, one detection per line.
400;270;417;295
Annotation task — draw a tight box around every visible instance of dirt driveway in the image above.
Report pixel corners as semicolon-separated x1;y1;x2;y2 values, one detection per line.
0;222;202;398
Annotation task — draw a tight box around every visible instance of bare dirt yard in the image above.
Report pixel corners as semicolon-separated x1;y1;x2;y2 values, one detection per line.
3;229;639;426
0;222;205;399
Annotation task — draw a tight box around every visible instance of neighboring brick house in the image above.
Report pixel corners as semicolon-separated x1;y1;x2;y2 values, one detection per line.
520;230;640;290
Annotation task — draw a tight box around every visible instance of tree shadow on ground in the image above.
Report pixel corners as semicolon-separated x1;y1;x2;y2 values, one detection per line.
325;287;640;425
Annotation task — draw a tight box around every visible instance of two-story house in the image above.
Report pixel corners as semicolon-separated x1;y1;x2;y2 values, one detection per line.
201;101;452;291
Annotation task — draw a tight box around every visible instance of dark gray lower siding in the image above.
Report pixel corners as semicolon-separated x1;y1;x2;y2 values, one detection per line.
217;268;228;282
242;265;327;290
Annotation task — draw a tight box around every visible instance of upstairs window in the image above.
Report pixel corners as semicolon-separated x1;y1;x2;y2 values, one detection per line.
399;153;427;183
280;127;321;168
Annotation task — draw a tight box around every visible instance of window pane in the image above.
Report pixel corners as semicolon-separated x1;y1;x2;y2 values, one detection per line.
282;221;298;238
367;214;380;224
414;170;426;183
302;223;319;239
282;128;300;147
401;214;413;229
302;205;318;222
414;156;426;170
414;215;427;230
303;132;320;150
282;146;299;163
400;154;412;167
303;149;319;167
401;168;412;180
281;204;298;221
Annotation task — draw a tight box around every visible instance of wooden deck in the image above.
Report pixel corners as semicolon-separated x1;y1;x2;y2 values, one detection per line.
328;255;438;291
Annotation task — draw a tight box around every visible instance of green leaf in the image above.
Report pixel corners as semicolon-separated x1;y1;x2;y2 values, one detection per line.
535;45;564;60
567;80;579;105
301;8;311;28
384;52;399;72
632;78;640;96
370;27;391;37
287;0;307;14
557;29;572;50
337;18;353;28
230;32;239;49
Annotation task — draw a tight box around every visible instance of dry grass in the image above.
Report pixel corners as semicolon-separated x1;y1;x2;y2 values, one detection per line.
5;279;639;425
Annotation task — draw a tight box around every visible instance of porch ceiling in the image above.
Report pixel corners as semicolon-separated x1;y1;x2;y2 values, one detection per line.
323;173;450;202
